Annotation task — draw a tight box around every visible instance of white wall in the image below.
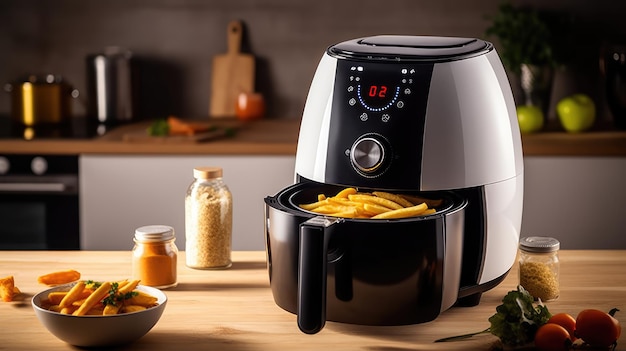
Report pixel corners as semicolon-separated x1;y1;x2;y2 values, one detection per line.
81;155;626;251
80;155;295;251
522;157;626;249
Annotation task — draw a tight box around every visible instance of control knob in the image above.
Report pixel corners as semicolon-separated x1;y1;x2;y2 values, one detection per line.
350;137;386;174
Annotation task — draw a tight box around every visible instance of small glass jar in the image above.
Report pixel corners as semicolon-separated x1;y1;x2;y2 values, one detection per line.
518;236;560;301
132;225;178;289
185;167;233;269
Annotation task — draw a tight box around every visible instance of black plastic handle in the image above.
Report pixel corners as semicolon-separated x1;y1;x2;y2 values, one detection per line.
297;217;338;334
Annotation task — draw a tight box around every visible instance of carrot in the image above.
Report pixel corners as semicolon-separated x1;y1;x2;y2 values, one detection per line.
167;116;210;136
37;269;81;286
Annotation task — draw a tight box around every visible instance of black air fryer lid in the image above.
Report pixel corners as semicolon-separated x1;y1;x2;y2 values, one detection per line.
328;35;492;62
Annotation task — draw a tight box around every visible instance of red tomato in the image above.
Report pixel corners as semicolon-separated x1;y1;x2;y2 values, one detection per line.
534;323;572;351
235;92;266;121
548;313;578;341
576;308;622;347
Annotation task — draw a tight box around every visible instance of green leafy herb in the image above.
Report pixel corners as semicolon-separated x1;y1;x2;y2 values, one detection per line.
85;280;101;289
488;285;552;346
102;282;138;307
485;3;572;73
147;119;170;136
435;285;551;346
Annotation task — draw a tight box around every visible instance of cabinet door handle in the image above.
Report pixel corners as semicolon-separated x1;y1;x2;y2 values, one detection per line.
0;182;66;192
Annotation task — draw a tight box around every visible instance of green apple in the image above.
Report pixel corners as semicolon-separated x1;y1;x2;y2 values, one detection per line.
556;94;596;133
516;105;544;134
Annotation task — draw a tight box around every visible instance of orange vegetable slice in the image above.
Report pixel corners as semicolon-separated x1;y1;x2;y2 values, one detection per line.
0;276;19;302
37;269;81;286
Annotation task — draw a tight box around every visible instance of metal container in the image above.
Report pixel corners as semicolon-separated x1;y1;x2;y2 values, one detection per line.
5;74;77;126
86;47;134;124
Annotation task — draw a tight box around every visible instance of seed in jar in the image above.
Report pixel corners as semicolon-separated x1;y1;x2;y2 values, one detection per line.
519;261;559;301
185;183;232;269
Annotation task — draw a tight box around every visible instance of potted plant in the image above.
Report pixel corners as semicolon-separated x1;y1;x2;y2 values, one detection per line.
485;3;566;114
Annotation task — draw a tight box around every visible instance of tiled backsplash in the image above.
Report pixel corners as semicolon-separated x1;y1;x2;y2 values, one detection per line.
1;0;625;122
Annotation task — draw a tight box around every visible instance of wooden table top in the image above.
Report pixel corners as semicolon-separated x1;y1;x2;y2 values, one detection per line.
1;117;625;157
0;119;301;156
0;250;624;350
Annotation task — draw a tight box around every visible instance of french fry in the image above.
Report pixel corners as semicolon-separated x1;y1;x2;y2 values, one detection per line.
299;199;329;211
49;289;92;305
372;191;415;208
48;305;63;313
335;187;357;198
59;281;86;308
37;269;81;286
42;279;159;316
119;279;140;293
60;306;78;315
309;204;355;215
122;305;147;313
84;305;105;315
362;203;394;215
348;194;404;210
127;291;158;307
400;194;443;208
372;203;429;219
299;188;438;220
73;281;111;316
47;291;68;305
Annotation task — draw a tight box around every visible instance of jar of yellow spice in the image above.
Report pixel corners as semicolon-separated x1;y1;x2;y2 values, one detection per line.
132;225;178;289
519;236;560;301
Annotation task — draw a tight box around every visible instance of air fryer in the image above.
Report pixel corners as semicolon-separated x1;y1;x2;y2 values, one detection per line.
264;36;524;334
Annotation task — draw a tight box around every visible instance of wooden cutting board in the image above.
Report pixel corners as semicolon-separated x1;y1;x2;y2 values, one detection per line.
209;20;255;118
119;119;239;143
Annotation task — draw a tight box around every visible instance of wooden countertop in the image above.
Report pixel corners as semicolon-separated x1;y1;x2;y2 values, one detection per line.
0;118;625;156
0;119;301;156
1;250;624;350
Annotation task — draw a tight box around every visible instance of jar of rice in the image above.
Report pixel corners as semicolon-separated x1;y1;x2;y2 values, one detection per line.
185;167;233;269
518;236;560;301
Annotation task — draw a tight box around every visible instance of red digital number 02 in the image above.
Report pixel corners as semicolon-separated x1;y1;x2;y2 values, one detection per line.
368;85;388;98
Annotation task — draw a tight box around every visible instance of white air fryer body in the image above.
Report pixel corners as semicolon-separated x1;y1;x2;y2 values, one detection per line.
294;36;523;289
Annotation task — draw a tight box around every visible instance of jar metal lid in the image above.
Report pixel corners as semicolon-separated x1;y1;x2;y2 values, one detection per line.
519;236;560;253
134;225;175;242
193;167;223;179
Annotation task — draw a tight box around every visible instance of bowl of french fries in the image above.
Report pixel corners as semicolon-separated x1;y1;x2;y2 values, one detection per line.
32;279;167;347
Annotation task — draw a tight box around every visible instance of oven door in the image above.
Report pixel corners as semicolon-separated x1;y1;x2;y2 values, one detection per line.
0;155;80;250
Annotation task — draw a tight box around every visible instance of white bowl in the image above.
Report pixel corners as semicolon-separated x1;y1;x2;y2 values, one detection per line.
32;283;167;347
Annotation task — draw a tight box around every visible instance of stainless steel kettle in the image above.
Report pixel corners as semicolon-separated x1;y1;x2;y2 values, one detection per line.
86;47;134;124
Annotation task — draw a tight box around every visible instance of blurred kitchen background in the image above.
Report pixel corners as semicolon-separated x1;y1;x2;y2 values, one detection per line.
1;0;625;250
1;0;625;121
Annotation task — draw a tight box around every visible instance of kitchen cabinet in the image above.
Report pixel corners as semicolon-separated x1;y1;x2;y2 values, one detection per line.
79;155;295;250
523;156;626;249
79;155;626;251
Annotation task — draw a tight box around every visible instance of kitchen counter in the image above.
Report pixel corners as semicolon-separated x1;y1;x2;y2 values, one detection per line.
1;250;624;350
0;119;301;156
0;118;625;156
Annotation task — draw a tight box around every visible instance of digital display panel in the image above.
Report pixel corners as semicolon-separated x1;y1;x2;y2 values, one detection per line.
357;80;400;112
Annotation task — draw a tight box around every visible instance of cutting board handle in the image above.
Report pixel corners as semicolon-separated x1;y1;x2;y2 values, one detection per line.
227;20;243;55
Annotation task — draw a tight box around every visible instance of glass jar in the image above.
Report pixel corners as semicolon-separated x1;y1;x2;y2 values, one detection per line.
518;236;560;301
185;167;233;269
132;225;178;289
